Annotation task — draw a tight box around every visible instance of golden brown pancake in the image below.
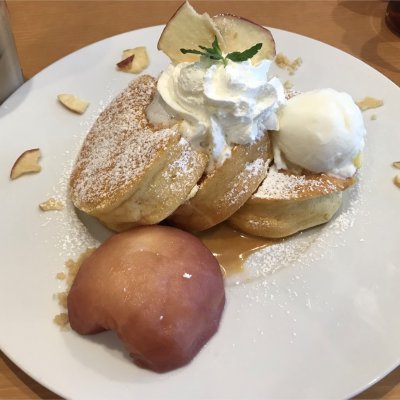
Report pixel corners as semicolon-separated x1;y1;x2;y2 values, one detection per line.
70;75;208;232
169;134;272;232
229;165;355;238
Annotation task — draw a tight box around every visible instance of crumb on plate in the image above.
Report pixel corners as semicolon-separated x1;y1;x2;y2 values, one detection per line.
275;53;302;75
39;198;65;211
356;96;383;111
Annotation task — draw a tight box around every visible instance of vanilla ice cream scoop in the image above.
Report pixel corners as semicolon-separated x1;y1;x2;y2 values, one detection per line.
273;88;366;178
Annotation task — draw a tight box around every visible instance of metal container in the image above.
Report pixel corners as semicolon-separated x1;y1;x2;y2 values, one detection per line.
0;0;24;104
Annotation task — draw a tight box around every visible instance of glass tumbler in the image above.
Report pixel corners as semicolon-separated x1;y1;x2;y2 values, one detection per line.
386;0;400;36
0;0;24;104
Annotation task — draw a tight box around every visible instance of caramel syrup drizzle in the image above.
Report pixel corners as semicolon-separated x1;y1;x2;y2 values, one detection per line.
196;223;278;276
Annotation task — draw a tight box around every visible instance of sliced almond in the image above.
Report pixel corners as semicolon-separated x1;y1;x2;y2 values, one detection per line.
394;175;400;188
39;198;65;211
117;47;149;74
57;94;89;114
10;148;42;180
392;161;400;169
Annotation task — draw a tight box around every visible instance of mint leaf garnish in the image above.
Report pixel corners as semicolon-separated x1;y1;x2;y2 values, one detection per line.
180;48;209;56
226;43;263;62
180;36;262;66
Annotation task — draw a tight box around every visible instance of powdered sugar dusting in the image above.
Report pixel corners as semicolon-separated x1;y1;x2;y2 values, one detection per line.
255;165;339;200
163;138;196;193
39;91;119;261
245;158;266;175
70;75;179;211
222;158;268;206
40;147;100;260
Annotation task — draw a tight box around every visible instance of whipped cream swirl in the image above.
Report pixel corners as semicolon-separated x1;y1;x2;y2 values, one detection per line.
148;59;285;168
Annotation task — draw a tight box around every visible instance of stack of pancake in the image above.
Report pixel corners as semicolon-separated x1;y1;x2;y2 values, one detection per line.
70;76;356;238
70;75;271;233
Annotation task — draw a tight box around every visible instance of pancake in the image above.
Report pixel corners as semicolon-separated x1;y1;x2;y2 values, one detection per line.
229;165;355;238
70;75;208;232
168;133;272;232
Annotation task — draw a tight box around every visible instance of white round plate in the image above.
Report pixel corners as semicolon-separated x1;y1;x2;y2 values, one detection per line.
0;25;399;400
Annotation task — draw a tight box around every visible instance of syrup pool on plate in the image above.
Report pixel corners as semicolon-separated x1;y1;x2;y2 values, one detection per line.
196;223;279;276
